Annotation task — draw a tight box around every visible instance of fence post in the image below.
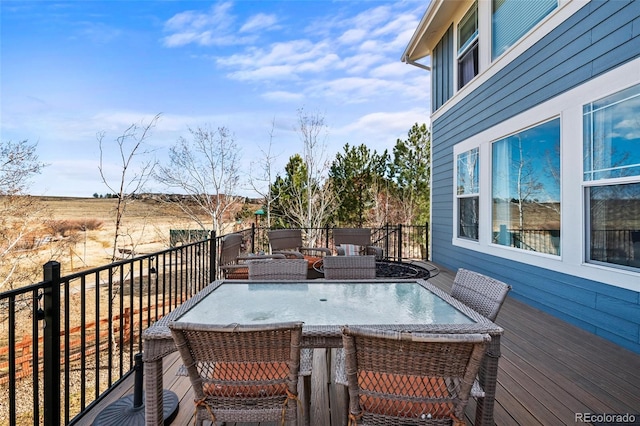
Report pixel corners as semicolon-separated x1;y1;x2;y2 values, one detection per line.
43;261;61;426
210;231;217;282
398;224;403;262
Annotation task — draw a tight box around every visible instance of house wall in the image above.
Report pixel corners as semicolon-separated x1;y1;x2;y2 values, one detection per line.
431;0;640;353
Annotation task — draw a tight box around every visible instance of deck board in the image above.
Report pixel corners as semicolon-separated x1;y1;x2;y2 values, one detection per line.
77;264;640;425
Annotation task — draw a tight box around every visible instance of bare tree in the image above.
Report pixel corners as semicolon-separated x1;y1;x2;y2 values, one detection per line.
154;125;242;235
98;114;160;261
0;140;47;290
271;109;335;245
248;118;281;228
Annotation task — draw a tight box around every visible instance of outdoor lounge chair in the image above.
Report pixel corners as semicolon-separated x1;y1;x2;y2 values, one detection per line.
248;258;308;280
450;268;512;321
219;233;284;279
333;228;383;260
342;326;490;425
169;321;303;426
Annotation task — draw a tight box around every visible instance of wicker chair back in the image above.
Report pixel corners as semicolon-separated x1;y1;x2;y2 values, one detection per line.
342;326;490;425
451;268;512;321
169;321;303;425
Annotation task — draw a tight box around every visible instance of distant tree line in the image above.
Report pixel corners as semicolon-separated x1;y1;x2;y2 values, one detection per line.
1;111;430;288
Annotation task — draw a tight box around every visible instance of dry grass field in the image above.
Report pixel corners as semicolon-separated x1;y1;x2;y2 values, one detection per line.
4;196;252;288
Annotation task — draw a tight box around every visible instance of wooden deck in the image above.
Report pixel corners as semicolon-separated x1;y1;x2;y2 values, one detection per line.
77;265;640;425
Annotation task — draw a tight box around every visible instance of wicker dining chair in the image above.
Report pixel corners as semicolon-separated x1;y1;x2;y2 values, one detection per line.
169;321;303;426
219;233;285;279
323;255;376;279
450;268;512;321
342;326;490;426
248;258;308;280
267;229;332;259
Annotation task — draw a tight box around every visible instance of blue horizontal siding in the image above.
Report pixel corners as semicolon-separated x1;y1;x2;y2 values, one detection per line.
430;0;640;353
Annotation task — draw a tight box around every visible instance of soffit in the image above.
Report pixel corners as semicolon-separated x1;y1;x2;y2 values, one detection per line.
402;0;460;62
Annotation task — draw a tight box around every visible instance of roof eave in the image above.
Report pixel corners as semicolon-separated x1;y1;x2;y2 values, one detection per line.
402;0;459;63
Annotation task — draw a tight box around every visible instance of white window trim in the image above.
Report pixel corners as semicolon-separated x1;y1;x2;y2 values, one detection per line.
452;58;640;292
435;0;585;121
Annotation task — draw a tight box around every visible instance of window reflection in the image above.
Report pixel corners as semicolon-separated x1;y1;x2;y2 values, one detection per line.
492;118;560;255
584;83;640;270
588;184;640;269
457;148;479;240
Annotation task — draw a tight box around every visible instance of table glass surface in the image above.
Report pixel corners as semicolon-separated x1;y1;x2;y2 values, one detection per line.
176;281;474;325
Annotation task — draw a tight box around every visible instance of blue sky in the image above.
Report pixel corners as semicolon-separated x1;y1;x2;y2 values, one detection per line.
1;0;431;197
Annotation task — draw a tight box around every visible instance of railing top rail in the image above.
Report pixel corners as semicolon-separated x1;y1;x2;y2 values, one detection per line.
0;280;49;298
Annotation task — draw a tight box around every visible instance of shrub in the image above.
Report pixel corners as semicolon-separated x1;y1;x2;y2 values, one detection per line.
46;219;104;237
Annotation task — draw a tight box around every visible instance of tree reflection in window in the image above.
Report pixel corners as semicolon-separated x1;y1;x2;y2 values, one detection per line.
492;118;560;255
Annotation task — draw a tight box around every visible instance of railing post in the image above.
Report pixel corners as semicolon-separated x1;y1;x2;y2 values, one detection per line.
209;231;217;282
43;261;61;426
398;224;403;262
425;221;429;260
325;224;330;249
385;223;390;260
251;223;256;253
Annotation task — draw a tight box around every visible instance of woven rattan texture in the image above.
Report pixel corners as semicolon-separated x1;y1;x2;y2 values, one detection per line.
248;258;308;280
342;327;490;426
323;255;376;279
450;269;512;321
169;321;303;424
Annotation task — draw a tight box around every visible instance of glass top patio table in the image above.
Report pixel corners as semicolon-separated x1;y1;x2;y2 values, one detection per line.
144;279;503;426
176;281;475;326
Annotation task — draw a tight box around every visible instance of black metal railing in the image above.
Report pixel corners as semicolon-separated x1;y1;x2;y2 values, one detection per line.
0;237;213;425
221;223;429;271
1;224;428;425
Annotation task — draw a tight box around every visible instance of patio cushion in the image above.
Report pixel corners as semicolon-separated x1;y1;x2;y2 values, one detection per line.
303;255;323;269
339;244;362;256
357;371;454;419
203;361;289;398
225;267;248;279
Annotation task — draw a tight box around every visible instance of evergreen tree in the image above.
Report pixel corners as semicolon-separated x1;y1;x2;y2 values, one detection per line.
329;143;388;226
390;123;431;224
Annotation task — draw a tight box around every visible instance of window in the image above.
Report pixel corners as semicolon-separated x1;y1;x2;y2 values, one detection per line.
492;119;560;255
457;148;479;240
458;2;478;89
584;83;640;270
492;0;556;60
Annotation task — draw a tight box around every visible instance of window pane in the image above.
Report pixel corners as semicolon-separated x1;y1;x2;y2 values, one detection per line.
492;0;556;59
583;83;640;181
492;119;561;255
458;42;478;89
457;148;479;195
459;197;479;240
588;183;640;270
457;148;479;241
458;2;478;54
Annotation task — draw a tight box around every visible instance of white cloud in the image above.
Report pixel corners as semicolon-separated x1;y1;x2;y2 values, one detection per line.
338;28;367;45
332;108;431;152
370;61;415;79
240;13;278;33
262;91;304;102
162;2;249;47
